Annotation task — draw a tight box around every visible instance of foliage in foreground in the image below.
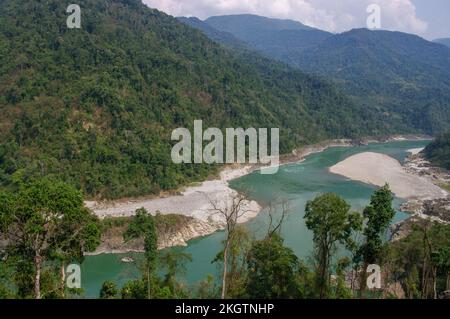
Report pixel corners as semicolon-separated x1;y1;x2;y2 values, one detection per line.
0;179;101;299
423;132;450;170
1;181;449;299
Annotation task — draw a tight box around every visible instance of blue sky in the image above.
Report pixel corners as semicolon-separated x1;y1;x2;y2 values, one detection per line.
144;0;449;40
413;0;450;39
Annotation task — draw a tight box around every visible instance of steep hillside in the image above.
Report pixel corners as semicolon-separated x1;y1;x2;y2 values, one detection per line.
0;0;374;199
177;17;247;49
202;15;450;134
296;29;450;134
423;132;450;170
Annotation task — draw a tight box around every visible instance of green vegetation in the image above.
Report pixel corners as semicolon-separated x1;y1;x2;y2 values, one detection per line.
245;234;304;298
1;182;449;299
195;15;450;135
357;185;396;265
99;281;119;299
304;193;362;298
0;0;378;200
355;184;396;296
388;222;450;298
117;208;191;299
1;1;448;301
0;179;101;299
423;132;450;170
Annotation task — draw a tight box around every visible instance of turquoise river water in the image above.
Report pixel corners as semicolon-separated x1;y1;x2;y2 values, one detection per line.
81;140;430;297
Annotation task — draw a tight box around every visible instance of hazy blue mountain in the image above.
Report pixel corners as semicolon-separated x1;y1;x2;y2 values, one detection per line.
204;14;332;59
295;29;450;133
177;17;248;49
201;15;450;134
434;38;450;48
205;14;316;35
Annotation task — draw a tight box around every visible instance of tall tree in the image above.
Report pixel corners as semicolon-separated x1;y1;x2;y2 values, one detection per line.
160;250;192;297
124;208;158;299
388;222;450;299
209;193;253;299
356;184;396;296
358;184;396;265
0;179;100;299
99;281;119;299
245;234;301;299
304;193;362;298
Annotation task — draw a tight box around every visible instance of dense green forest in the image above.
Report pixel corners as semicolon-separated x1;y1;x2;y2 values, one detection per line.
187;15;450;135
1;181;448;299
423;132;450;170
0;0;384;199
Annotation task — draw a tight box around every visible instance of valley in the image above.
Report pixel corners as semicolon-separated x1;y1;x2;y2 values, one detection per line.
0;0;449;301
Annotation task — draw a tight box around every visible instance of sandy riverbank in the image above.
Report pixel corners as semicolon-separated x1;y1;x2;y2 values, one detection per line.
85;166;261;253
86;137;433;252
86;139;357;223
84;139;355;253
86;166;260;225
329;152;447;200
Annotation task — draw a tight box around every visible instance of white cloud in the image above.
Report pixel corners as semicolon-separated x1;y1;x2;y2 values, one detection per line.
142;0;428;35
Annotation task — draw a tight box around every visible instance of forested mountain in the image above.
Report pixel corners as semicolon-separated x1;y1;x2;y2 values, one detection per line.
195;15;450;135
205;14;332;59
296;29;450;134
0;0;377;199
423;132;450;170
206;14;316;35
434;38;450;48
177;17;247;49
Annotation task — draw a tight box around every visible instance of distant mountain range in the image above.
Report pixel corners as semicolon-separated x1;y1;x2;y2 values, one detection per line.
434;38;450;48
180;14;450;134
204;15;332;57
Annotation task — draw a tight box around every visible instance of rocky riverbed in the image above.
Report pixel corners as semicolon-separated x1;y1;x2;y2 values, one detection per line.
391;150;449;241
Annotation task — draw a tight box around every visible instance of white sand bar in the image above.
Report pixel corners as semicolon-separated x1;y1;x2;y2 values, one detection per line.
329;152;447;200
86;166;260;225
407;148;424;155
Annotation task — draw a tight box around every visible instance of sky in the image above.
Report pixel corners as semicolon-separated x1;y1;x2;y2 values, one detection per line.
142;0;450;40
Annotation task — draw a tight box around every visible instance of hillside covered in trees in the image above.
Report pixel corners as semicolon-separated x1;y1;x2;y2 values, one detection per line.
184;14;450;135
0;0;385;199
423;132;450;170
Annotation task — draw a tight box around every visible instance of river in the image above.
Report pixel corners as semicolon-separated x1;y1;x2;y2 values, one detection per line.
80;139;430;298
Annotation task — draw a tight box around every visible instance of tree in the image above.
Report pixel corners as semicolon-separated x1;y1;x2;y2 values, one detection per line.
420;223;450;299
0;179;101;299
335;257;353;299
423;132;450;170
100;281;118;299
245;234;301;298
121;279;147;299
358;184;396;265
388;222;450;299
160;250;192;297
356;184;396;296
304;193;362;298
266;199;291;238
123;208;158;299
194;274;220;299
209;193;253;299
